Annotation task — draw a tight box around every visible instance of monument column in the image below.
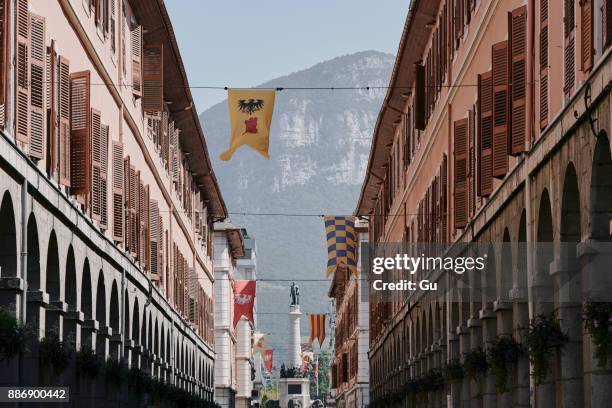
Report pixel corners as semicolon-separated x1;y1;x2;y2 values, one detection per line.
288;304;302;369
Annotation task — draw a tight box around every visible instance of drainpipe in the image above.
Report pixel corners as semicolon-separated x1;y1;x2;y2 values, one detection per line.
20;177;28;322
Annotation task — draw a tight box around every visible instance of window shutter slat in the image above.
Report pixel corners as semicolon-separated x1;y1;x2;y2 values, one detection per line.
112;140;124;242
0;0;8;127
491;41;509;178
100;123;109;229
29;13;45;160
91;108;102;221
509;6;527;156
478;71;493;197
564;0;576;97
580;0;593;71
143;44;163;113
58;56;71;186
69;71;91;196
540;0;549;129
414;64;426;131
130;25;142;97
454;118;468;229
15;0;29;143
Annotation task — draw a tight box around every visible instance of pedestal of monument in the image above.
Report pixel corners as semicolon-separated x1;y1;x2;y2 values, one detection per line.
279;377;311;408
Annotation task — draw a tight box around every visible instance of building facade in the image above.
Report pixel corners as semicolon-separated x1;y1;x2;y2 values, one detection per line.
329;221;369;408
358;0;612;407
0;0;220;404
214;223;245;408
235;230;259;405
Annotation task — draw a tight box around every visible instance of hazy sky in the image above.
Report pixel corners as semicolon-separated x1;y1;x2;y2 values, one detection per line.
166;0;407;112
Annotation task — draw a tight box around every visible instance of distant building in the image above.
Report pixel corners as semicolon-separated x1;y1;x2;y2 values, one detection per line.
328;220;369;408
214;223;246;408
236;229;258;407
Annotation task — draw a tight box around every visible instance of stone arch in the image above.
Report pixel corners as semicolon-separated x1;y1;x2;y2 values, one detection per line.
154;317;159;357
517;211;528;292
500;228;512;301
160;322;165;361
536;189;555;314
132;297;140;346
0;191;17;276
141;307;147;351
589;133;612;240
109;280;119;333
65;246;77;310
560;162;582;303
95;270;107;357
123;289;129;341
45;231;60;335
26;214;40;290
81;260;92;320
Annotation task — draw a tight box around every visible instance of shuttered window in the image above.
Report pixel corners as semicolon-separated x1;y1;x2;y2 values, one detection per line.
143;44;163;113
478;71;493;197
100;124;109;228
491;41;509;178
454;118;468;229
58;56;71;186
91;109;102;220
70;71;91;196
581;0;593;71
509;6;527;155
540;0;549;129
454;0;463;43
564;0;576;97
110;0;116;52
414;64;426;131
403;110;411;169
0;0;8;127
441;154;448;240
606;0;612;48
112;140;123;242
130;24;142;97
15;0;29;143
29;13;45;160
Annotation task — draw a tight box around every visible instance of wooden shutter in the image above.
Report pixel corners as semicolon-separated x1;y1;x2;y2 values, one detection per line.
130;24;142;97
0;0;8;127
440;154;448;241
540;0;549;129
455;0;463;43
454;118;468;229
29;13;45;160
564;0;576;97
491;41;509;178
509;6;527;156
158;214;164;279
143;44;163;113
143;184;150;270
468;108;475;217
15;0;29;143
110;0;116;51
581;0;593;71
100;124;109;229
58;56;70;186
606;0;612;48
414;64;426;131
91;109;102;220
70;71;91;196
112;140;124;242
478;72;493;197
161;111;169;169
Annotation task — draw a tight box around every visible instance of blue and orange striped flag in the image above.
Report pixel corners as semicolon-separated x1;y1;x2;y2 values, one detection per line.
309;314;326;346
324;216;357;276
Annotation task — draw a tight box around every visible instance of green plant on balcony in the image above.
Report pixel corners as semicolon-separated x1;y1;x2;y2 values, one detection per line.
0;307;29;363
526;313;568;385
583;302;612;369
76;345;100;379
39;332;72;375
443;359;464;382
487;336;522;393
463;348;488;380
104;358;126;388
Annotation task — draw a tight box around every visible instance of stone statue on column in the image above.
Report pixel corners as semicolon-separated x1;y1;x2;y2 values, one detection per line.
290;282;299;306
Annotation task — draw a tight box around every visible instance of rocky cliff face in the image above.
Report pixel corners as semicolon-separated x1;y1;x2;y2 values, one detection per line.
199;50;393;363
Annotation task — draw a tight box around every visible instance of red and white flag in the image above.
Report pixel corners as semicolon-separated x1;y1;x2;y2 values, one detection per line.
263;349;274;372
309;314;326;346
233;280;256;327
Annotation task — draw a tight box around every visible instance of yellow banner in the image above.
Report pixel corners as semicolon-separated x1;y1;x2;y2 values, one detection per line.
220;89;276;161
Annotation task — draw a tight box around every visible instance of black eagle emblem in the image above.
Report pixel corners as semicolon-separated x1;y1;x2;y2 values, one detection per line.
238;99;264;115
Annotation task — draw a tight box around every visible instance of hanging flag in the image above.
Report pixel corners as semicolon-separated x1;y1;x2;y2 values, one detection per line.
263;349;274;372
324;216;357;276
309;314;327;346
233;280;256;327
220;89;276;161
253;332;267;355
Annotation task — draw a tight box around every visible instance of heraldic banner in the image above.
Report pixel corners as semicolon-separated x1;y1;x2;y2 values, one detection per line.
234;280;256;327
220;89;276;161
264;349;274;372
